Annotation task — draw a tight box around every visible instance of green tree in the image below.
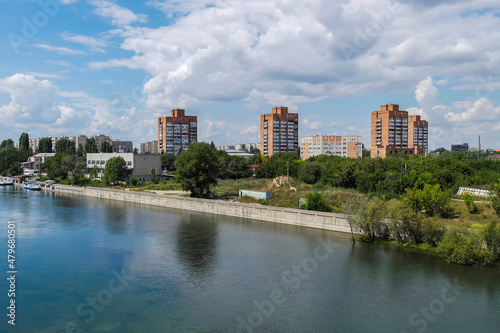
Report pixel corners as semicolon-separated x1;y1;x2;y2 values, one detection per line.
41;153;68;179
357;197;387;241
303;192;332;212
484;220;500;256
489;182;500;216
100;141;112;153
218;153;252;179
342;194;368;243
161;153;176;172
174;142;219;198
19;133;30;151
89;166;99;179
55;138;76;155
403;184;451;217
103;157;128;185
0;139;14;149
85;138;98;154
0;146;32;174
77;144;84;157
433;147;448;155
298;161;322;184
462;192;479;214
385;199;422;244
38;137;53;153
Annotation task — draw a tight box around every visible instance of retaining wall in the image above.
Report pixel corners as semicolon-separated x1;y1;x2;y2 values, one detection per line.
45;185;355;234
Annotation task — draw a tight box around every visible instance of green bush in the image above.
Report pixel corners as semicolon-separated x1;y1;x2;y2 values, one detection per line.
437;224;497;266
303;192;332;212
484;220;500;255
462;192;479;213
125;177;139;187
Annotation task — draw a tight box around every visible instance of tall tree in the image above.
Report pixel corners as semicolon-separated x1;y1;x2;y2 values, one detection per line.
174;142;219;198
100;141;112;153
77;144;84;157
19;133;30;151
85;138;98;154
38;137;53;153
55;138;76;155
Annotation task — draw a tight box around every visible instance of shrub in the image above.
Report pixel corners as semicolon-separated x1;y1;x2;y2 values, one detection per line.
303;192;332;212
484;220;500;255
437;224;497;266
462;192;479;214
125;177;139;187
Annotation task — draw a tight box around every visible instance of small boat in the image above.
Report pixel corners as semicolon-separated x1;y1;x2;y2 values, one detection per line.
24;182;41;191
0;177;14;186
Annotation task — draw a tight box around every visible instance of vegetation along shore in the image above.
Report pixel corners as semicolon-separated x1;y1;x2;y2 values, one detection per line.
2;139;500;267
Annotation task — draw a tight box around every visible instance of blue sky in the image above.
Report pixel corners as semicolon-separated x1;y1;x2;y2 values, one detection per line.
1;0;500;151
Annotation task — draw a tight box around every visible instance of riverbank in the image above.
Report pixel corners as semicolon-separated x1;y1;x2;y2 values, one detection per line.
21;183;355;234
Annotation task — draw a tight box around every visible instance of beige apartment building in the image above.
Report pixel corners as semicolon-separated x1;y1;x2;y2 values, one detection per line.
301;135;362;160
260;107;299;157
371;104;428;158
158;109;197;156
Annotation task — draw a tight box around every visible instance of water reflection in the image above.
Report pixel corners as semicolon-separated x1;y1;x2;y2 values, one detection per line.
176;214;219;278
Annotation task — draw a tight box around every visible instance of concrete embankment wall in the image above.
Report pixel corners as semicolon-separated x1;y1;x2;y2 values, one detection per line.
42;185;355;234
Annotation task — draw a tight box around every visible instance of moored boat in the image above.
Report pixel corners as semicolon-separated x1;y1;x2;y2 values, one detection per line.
24;181;41;191
0;177;14;186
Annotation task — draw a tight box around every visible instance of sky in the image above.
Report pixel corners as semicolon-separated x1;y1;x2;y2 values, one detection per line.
0;0;499;151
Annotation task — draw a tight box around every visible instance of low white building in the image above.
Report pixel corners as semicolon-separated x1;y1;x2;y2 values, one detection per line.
21;153;56;173
86;153;161;180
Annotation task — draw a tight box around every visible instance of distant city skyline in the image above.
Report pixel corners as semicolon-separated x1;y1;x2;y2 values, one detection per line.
1;1;500;150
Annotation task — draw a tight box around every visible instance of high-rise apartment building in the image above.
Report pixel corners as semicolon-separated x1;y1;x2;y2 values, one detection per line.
158;109;197;155
371;104;428;158
260;107;298;156
301;135;362;160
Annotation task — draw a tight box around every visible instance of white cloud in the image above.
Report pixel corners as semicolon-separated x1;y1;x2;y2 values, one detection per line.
89;0;148;27
301;119;322;130
34;44;85;55
415;76;438;117
25;72;66;80
199;119;227;139
60;32;107;53
85;0;500;116
0;74;59;123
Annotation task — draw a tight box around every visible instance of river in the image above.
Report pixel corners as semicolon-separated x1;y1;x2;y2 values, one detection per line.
1;186;499;332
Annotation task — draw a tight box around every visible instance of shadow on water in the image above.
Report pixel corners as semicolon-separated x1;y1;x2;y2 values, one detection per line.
176;214;219;278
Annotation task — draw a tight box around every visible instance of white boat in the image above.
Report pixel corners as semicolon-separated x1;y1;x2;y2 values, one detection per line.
24;182;41;191
0;177;14;186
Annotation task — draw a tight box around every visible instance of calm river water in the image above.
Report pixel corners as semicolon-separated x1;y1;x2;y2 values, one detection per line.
1;186;499;333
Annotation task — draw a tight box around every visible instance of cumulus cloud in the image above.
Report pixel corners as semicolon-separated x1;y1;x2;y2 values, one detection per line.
199;119;227;139
301;119;322;130
85;0;500;116
415;76;438;116
0;74;59;122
